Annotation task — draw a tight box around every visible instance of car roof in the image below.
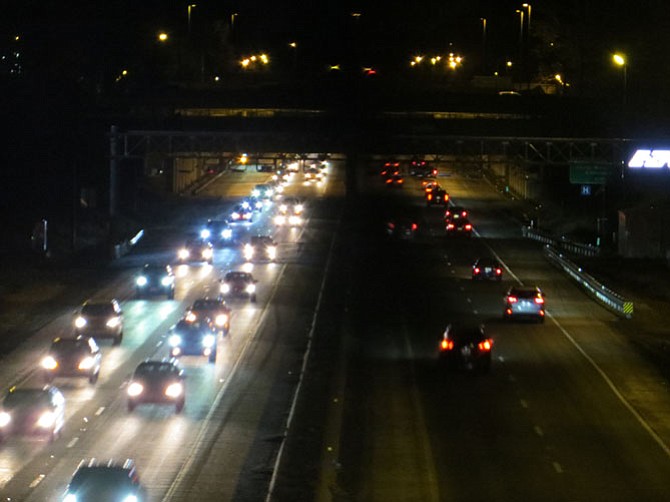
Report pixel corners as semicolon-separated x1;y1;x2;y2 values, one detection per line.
192;298;224;309
225;271;251;279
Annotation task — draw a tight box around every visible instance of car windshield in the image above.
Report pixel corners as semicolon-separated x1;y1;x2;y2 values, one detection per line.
70;467;135;489
52;339;88;354
135;362;177;377
448;327;485;343
251;236;273;246
226;272;250;282
144;266;167;275
81;304;114;316
192;299;220;310
3;390;50;408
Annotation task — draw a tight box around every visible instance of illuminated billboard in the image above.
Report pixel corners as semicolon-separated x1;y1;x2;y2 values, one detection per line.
628;149;670;169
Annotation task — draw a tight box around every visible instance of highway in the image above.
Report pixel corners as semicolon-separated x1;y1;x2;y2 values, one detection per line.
2;158;670;501
0;163;344;501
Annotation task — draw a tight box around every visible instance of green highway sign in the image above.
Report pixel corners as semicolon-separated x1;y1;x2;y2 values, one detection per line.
569;162;611;185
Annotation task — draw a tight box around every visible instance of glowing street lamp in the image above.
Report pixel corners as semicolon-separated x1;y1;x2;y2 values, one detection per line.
157;32;169;42
187;4;197;35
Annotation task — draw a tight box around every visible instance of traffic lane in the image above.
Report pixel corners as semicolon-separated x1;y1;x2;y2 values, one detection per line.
163;200;342;501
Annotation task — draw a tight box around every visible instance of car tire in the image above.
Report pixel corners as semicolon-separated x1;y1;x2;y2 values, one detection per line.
127;401;136;412
89;372;99;384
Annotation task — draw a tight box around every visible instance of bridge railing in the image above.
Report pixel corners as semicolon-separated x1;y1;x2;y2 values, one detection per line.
523;226;601;257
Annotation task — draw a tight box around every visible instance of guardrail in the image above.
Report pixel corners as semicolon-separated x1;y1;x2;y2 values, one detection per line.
112;229;144;259
523;226;601;257
543;245;633;319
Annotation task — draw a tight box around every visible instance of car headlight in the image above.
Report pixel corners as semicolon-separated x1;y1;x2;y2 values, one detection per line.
74;316;87;329
106;316;121;328
122;496;138;502
222;228;233;239
267;246;277;259
178;249;190;260
127;382;144;397
165;382;183;398
202;334;216;348
294;204;304;213
63;493;77;502
252;189;261;197
161;276;174;286
200;229;211;239
78;356;95;370
136;276;148;287
289;215;301;225
0;412;11;428
244;245;254;259
203;248;213;259
279;204;288;213
42;355;58;370
246;284;256;294
185;311;197;322
274;215;286;225
231;212;240;220
241;201;251;209
215;314;228;326
168;334;182;347
255;201;263;209
220;283;231;294
36;411;56;428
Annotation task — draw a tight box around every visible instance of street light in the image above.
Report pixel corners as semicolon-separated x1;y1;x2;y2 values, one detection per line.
522;3;532;36
480;18;487;72
157;32;169;42
288;42;298;71
187;4;196;35
612;53;627;105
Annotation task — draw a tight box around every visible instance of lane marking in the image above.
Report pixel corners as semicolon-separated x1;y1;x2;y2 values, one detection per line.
534;425;544;437
520;399;528;409
95;407;105;416
67;437;79;448
552;462;563;474
29;474;45;488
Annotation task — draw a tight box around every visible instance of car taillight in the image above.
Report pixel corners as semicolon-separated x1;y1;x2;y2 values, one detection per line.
473;267;480;274
535;297;545;304
386;178;392;184
447;224;455;230
427;194;433;200
465;224;472;230
432;169;437;176
388;223;395;229
411;223;418;231
440;339;454;351
462;211;468;217
478;339;493;351
507;296;518;303
495;268;502;275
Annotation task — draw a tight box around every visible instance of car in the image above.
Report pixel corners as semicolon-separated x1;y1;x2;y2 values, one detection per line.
168;319;218;363
472;257;503;281
445;218;473;236
135;264;175;299
177;238;214;264
242;196;265;212
251;183;275;200
386;217;418;240
445;206;468;220
42;336;102;384
410;158;436;177
0;386;65;442
385;174;405;187
304;167;324;182
227;204;254;223
267;178;284;194
185;297;231;335
423;181;440;194
200;219;234;245
438;324;493;373
63;458;146;502
278;196;304;215
274;212;304;227
380;161;400;177
220;271;258;302
126;359;185;413
503;286;546;322
243;235;278;262
74;299;124;345
426;187;449;206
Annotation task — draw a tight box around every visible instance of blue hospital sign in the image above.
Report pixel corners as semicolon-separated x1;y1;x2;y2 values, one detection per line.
581;185;591;196
628;149;670;169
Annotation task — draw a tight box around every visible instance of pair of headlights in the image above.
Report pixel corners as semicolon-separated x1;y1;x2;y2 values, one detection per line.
74;316;120;329
127;381;183;398
168;334;216;348
220;283;255;294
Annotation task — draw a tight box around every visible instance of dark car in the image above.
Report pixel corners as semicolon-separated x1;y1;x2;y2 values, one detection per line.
278;196;304;215
200;219;234;245
42;336;102;384
472;257;503;281
409;159;436;178
446;218;473;236
426;187;449;206
445;206;468;220
227;204;254;223
504;285;546;322
220;271;257;302
73;299;124;345
438;324;493;373
63;458;146;502
126;359;185;413
168;320;218;363
135;264;175;299
177;238;214;264
380;161;400;177
0;386;65;442
242;196;265;212
385;174;405;187
252;183;275;200
386;218;418;240
185;297;231;335
243;235;278;262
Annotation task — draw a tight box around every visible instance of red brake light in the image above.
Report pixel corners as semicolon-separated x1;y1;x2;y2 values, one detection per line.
411;223;418;231
465;224;472;230
478;339;493;351
495;268;502;275
473;267;480;274
507;296;518;303
432;169;437;176
535;296;545;304
447;223;455;230
462;211;468;217
386;178;392;184
440;339;454;351
427;194;433;200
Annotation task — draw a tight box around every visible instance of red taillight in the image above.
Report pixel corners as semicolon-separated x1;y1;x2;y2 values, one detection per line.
539;310;545;316
397;178;404;184
473;267;480;274
394;162;399;167
535;297;545;304
432;169;437;176
411;223;418;231
447;223;455;230
465;224;472;230
506;308;513;315
386;178;392;184
388;223;395;229
440;339;454;351
507;296;518;303
478;339;493;351
495;268;502;275
427;194;433;200
462;211;468;217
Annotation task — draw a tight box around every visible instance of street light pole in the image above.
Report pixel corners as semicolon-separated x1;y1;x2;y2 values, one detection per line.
612;53;627;106
187;4;196;35
480;18;487;73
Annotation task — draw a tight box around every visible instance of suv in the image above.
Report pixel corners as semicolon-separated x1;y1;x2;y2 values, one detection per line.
220;271;258;302
63;458;145;501
127;359;185;413
438;324;493;373
185;297;232;335
243;235;277;262
168;319;218;363
177;238;214;264
42;336;102;384
135;264;175;299
74;299;123;345
0;386;65;442
504;285;546;322
472;257;503;281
